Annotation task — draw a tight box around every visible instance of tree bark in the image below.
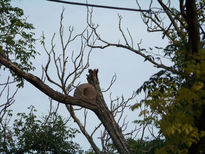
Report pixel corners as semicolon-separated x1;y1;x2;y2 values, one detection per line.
185;0;201;53
87;69;132;154
185;0;205;153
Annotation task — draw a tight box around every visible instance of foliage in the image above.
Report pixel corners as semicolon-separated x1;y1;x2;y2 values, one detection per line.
0;106;82;154
132;1;205;153
0;0;38;87
127;138;165;154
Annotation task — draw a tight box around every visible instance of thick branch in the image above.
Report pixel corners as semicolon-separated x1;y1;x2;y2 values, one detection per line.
0;53;97;111
185;0;201;53
87;69;133;154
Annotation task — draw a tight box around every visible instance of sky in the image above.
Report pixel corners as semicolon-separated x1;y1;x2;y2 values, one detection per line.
3;0;170;151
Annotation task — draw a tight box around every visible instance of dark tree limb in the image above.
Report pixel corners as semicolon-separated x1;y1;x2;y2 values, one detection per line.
185;1;205;153
185;0;201;53
87;69;132;154
0;53;97;111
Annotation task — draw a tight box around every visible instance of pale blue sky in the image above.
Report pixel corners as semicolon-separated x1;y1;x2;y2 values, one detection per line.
6;0;169;150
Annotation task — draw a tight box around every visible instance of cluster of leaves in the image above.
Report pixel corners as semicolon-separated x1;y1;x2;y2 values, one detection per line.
102;138;166;154
133;51;205;153
132;1;205;153
0;0;38;87
0;106;82;154
127;138;165;154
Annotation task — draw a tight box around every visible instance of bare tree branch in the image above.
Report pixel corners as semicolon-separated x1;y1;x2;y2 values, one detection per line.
84;10;178;74
66;104;101;153
101;73;117;93
0;77;18;128
40;9;102;153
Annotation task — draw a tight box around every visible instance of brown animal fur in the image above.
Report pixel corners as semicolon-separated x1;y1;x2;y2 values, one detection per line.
74;83;97;104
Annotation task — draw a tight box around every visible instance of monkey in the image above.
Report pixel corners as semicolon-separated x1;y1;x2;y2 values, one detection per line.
74;83;97;104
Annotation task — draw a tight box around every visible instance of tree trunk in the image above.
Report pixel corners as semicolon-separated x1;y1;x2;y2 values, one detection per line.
87;69;132;154
185;0;205;153
185;0;200;53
